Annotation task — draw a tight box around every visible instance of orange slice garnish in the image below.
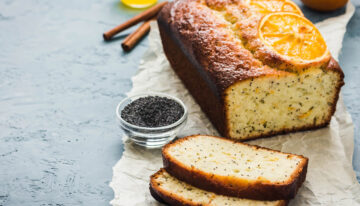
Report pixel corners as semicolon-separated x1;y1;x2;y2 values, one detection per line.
248;0;303;15
259;12;329;64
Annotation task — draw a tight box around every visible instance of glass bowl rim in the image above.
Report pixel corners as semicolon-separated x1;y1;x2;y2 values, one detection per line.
116;92;188;131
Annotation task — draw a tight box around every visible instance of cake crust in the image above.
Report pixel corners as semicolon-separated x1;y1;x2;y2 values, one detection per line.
158;0;344;140
162;135;308;201
150;169;206;206
150;169;288;206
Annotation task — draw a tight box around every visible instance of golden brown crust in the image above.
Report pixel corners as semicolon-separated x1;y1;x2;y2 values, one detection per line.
162;135;308;201
150;169;289;206
158;0;344;140
158;4;229;135
159;0;287;92
150;169;199;206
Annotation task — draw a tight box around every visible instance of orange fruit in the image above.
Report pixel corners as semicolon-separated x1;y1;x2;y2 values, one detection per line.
259;12;329;65
301;0;348;12
248;0;303;15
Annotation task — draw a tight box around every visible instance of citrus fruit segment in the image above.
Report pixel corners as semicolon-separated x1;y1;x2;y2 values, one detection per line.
248;0;303;15
259;12;328;63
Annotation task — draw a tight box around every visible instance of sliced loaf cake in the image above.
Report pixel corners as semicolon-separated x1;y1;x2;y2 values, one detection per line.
162;135;308;200
158;0;344;140
150;169;287;206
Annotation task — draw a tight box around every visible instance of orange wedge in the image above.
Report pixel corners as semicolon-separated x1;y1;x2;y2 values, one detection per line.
248;0;303;15
259;12;329;65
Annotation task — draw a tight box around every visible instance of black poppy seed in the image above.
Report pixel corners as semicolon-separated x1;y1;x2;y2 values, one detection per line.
121;96;184;127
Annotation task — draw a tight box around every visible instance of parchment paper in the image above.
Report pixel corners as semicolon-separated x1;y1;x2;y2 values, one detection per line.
110;3;360;205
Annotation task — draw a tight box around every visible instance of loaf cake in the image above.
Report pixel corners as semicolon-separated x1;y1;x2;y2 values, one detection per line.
157;0;344;140
162;135;308;200
150;169;287;206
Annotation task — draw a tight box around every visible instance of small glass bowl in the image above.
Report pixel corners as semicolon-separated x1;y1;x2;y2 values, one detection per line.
116;93;188;148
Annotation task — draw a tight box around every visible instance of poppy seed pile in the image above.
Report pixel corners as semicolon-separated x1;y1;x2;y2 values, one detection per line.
121;96;184;127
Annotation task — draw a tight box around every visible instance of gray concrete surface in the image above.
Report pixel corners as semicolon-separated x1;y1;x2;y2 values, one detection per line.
0;0;359;205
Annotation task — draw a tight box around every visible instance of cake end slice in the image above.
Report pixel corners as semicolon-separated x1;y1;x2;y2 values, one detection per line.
150;169;287;206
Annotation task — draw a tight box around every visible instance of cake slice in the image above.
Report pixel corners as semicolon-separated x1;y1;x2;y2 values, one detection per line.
150;169;287;206
162;135;308;200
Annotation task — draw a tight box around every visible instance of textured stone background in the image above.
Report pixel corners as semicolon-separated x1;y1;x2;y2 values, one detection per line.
0;0;359;205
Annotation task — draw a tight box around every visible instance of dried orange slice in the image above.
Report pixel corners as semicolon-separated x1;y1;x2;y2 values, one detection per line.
259;12;329;64
248;0;303;15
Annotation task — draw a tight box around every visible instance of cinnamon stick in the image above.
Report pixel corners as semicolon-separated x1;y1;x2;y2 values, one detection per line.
103;1;167;41
121;18;153;51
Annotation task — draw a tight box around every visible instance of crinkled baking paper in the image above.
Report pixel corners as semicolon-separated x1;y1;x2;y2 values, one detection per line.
110;3;360;205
